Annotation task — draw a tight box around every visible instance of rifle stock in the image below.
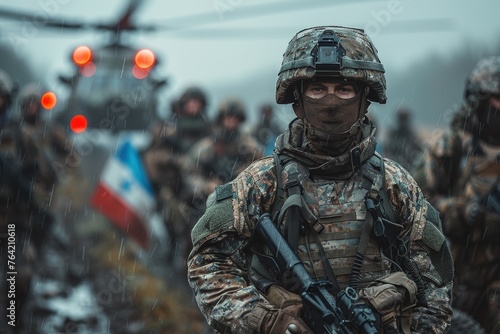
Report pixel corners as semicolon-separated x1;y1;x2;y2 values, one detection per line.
255;213;378;334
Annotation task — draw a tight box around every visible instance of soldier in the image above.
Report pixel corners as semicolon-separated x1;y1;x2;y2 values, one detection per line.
161;86;212;155
180;99;262;265
417;56;500;333
382;106;423;173
187;26;453;333
16;83;74;185
252;103;283;155
0;74;58;332
182;98;263;196
142;136;204;271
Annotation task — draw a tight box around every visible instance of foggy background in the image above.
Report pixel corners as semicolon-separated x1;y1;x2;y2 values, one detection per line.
1;0;500;136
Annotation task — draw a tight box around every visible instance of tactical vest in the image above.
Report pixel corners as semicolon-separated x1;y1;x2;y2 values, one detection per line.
273;155;391;288
250;152;429;306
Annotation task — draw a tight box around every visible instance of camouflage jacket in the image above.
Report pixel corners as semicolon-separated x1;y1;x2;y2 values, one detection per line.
417;114;500;247
181;129;263;195
188;119;453;334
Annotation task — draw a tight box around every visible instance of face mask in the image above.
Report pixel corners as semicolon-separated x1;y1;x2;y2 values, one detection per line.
299;91;367;155
301;92;363;134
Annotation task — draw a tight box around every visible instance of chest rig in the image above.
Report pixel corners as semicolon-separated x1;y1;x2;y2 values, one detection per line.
250;151;428;305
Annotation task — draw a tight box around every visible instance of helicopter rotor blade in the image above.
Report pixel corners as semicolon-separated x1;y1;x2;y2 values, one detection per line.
0;1;148;32
0;7;88;30
148;18;456;39
153;0;385;32
116;0;147;31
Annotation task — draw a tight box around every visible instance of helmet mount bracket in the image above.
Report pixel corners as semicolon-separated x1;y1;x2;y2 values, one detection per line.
313;30;346;76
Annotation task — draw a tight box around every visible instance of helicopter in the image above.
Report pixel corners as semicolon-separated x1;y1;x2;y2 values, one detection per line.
0;0;167;134
0;0;464;132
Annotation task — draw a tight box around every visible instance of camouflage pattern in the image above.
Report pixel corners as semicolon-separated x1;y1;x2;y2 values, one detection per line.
417;128;500;333
272;158;391;287
465;56;500;99
182;133;262;185
276;26;386;104
178;97;262;209
188;119;453;334
0;116;62;333
142;141;205;271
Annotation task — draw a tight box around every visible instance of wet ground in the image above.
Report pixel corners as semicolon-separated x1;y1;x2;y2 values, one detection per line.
18;215;211;334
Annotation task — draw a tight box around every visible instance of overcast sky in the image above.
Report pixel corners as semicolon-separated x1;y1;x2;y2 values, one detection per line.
1;0;499;126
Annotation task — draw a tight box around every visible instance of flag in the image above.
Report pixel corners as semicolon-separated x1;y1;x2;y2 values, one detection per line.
90;140;155;249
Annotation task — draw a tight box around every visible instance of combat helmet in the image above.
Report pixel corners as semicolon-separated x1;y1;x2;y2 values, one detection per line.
178;86;208;112
217;98;246;123
452;56;500;140
18;83;42;115
276;26;386;105
464;56;500;108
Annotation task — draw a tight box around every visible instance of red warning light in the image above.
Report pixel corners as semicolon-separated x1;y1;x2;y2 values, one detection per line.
80;62;96;77
41;92;57;109
132;65;149;79
70;115;88;133
134;49;155;69
73;46;92;66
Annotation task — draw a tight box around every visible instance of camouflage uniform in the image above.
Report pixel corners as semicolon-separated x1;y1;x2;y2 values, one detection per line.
0;76;58;332
417;56;500;333
182;98;263;189
142;139;204;271
182;99;263;268
188;27;453;334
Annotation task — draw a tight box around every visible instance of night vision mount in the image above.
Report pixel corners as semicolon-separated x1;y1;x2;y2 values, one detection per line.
313;30;346;75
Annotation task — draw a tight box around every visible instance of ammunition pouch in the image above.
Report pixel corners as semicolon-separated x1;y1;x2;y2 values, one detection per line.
359;271;417;334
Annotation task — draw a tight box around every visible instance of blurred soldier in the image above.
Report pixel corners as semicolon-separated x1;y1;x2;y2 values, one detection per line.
0;75;57;333
252;103;283;155
417;56;500;333
16;83;74;185
182;98;263;196
142;137;205;271
382;106;423;173
161;86;212;155
180;99;262;269
188;26;453;333
0;69;14;128
0;69;17;333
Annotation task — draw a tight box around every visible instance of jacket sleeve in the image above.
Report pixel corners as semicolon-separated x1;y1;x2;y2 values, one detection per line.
385;160;454;334
187;164;277;334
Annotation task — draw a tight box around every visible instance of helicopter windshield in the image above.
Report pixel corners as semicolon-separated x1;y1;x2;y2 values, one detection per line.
64;58;159;133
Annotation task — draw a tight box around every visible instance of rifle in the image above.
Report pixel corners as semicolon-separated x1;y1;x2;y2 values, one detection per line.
255;213;378;334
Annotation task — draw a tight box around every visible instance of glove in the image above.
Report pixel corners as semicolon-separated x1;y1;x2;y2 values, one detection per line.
261;285;312;334
261;305;312;334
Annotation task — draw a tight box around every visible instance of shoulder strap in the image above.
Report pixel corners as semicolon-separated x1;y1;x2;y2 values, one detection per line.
270;152;294;222
361;153;428;306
